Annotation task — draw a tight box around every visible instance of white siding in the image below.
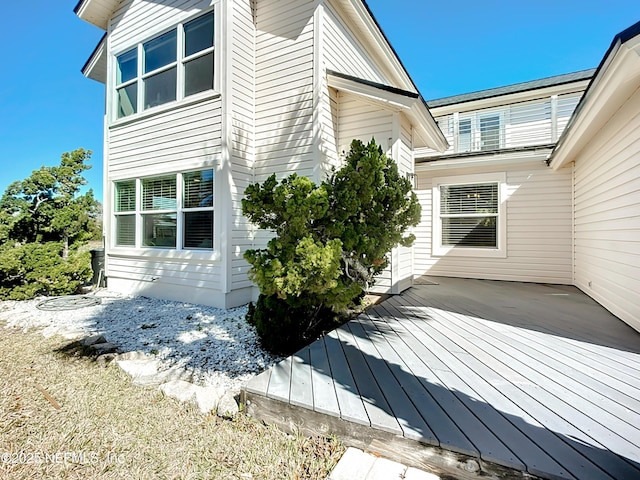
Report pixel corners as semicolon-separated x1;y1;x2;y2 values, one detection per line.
109;98;223;178
396;113;415;289
415;162;573;284
229;0;256;291
254;0;316;181
109;0;212;53
336;92;393;154
105;0;227;307
335;93;393;292
424;92;583;157
322;2;385;83
572;89;640;330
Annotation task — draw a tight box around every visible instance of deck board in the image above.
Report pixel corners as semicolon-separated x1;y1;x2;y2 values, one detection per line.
244;277;640;480
289;346;313;408
349;317;438;444
323;329;370;425
336;325;402;435
308;338;340;415
266;355;291;402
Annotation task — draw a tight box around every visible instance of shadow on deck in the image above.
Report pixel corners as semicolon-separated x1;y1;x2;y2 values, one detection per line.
241;277;640;480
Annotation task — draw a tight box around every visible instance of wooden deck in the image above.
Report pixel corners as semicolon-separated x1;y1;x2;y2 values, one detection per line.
242;277;640;480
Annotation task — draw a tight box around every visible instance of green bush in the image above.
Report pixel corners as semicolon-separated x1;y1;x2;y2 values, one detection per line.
0;149;99;300
0;242;92;300
243;139;421;354
246;294;340;354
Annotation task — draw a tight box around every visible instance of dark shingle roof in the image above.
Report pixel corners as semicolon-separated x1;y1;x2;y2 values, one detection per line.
427;69;596;108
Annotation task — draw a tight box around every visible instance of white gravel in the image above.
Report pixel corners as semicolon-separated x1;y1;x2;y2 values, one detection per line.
0;290;280;394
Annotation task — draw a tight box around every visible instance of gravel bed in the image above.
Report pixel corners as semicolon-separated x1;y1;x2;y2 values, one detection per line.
0;290;280;394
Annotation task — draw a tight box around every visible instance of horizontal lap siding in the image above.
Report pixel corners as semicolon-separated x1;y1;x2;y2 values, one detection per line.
322;3;385;82
106;97;223;295
108;255;222;290
573;90;640;330
398;115;415;284
254;0;315;183
109;98;222;178
230;0;256;290
415;163;573;283
336;94;393;153
110;0;211;52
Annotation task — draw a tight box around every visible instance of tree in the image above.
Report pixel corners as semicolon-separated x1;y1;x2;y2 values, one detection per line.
0;149;100;300
242;139;421;353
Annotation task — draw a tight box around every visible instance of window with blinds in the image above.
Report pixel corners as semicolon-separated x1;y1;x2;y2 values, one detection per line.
440;182;499;248
114;181;136;246
182;170;214;249
112;170;214;250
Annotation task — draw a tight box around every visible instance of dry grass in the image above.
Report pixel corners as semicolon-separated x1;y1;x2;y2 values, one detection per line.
0;324;344;479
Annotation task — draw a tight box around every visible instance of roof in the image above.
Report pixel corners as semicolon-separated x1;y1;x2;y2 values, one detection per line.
327;71;449;151
549;20;640;169
427;69;596;108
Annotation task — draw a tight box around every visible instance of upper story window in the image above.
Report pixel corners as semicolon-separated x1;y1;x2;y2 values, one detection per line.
426;92;583;158
456;112;503;153
115;11;214;120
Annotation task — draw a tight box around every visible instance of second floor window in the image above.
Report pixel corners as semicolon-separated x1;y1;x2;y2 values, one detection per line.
456;113;502;153
115;11;215;119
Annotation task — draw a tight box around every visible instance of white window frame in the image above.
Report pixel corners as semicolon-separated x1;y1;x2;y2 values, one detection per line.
454;110;504;153
432;172;507;258
112;169;215;253
111;8;216;123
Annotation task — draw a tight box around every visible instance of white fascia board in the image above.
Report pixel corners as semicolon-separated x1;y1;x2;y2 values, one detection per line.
327;72;449;151
74;0;118;30
328;73;414;110
550;35;640;170
416;148;552;172
82;36;107;84
409;102;449;152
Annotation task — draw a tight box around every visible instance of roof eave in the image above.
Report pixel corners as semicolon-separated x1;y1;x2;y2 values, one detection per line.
74;0;117;30
327;71;449;152
549;22;640;170
82;33;108;84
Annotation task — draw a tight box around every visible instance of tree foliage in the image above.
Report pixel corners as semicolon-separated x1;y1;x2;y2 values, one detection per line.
243;139;421;353
0;149;100;300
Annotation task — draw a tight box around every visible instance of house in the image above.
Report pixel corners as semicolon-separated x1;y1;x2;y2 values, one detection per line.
548;21;640;331
74;0;448;309
75;1;640;331
414;69;593;289
413;21;640;332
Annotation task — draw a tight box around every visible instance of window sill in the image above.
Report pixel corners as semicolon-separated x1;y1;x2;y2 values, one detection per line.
108;247;220;262
109;90;221;129
432;246;507;259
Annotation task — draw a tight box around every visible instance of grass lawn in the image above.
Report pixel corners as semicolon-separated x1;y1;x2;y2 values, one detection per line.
0;324;344;479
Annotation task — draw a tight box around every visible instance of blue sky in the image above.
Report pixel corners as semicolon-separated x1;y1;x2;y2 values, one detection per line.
0;1;638;203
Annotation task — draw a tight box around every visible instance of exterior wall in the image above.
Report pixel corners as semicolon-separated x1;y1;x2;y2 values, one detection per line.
423;92;582;157
104;0;230;307
572;88;640;330
227;0;256;294
254;0;316;182
414;161;574;284
322;1;385;83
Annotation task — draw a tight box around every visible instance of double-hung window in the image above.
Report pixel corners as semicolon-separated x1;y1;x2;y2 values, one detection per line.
432;173;506;257
113;169;214;250
115;11;215;119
